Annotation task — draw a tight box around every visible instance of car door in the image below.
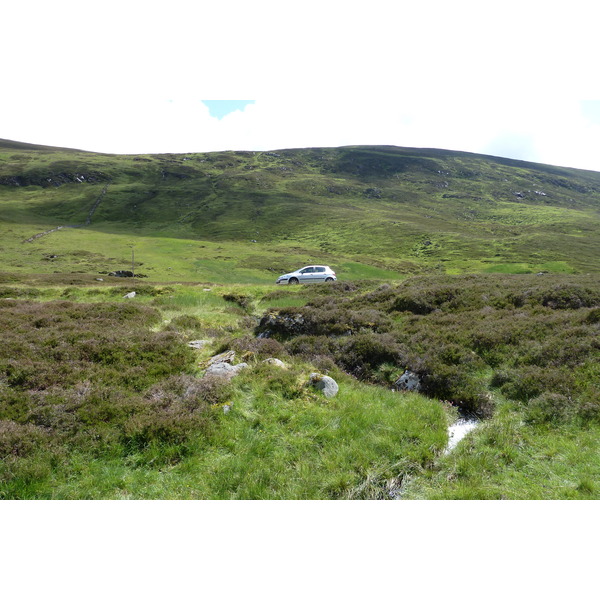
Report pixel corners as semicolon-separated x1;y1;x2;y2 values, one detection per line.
299;267;316;283
314;267;327;282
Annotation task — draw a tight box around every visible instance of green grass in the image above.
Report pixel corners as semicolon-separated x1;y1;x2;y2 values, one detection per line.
1;140;600;500
2;141;599;283
131;373;446;500
483;261;577;274
335;262;402;280
402;406;600;500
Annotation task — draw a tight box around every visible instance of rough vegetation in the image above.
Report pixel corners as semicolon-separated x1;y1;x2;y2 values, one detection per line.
0;283;450;499
0;274;598;499
1;140;599;499
258;275;600;422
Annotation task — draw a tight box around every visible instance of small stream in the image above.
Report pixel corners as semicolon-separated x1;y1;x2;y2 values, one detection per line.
390;416;480;498
444;417;479;454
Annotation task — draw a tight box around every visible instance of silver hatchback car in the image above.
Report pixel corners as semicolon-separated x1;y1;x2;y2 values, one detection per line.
276;265;337;285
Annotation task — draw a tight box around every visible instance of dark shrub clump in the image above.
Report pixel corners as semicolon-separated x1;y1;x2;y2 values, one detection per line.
257;273;600;422
526;393;576;424
539;284;600;310
229;335;287;360
0;420;51;459
0;300;211;485
121;375;229;450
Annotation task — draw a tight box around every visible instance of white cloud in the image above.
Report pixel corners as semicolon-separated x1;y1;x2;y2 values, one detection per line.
1;1;599;170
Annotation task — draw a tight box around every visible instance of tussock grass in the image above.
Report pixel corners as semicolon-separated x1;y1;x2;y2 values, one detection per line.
160;369;447;500
403;407;600;499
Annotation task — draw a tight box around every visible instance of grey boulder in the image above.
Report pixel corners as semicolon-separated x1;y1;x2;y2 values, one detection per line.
394;370;421;392
309;373;339;398
205;362;248;379
262;358;286;368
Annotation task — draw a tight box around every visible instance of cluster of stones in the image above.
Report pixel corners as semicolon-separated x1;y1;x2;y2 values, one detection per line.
192;345;341;402
191;345;424;415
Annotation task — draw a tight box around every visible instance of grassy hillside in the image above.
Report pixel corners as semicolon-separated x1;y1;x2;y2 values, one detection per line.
1;140;599;282
1;140;599;500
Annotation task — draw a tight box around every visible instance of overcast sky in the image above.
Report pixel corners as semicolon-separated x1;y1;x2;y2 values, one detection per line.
2;0;599;171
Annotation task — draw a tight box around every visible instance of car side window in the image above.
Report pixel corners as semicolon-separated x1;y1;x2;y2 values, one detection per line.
316;267;325;273
302;267;315;273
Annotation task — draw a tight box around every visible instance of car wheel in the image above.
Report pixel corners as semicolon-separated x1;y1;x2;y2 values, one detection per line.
289;277;299;285
325;277;334;282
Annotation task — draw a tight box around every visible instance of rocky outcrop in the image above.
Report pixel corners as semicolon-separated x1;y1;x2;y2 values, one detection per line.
188;340;211;350
257;311;306;337
109;270;134;278
393;370;421;392
206;350;235;366
202;350;247;380
0;172;109;187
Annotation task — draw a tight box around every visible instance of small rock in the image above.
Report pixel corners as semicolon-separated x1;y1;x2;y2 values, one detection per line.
309;373;339;398
188;340;211;349
223;402;234;414
206;350;235;366
96;278;104;281
263;358;286;368
123;291;136;299
393;370;421;392
109;270;134;278
205;362;248;379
